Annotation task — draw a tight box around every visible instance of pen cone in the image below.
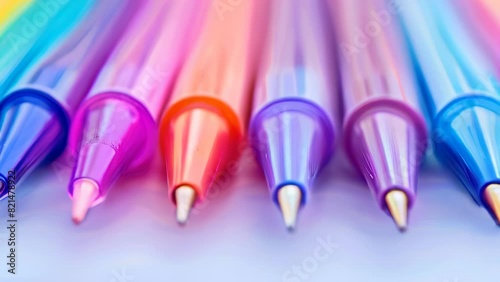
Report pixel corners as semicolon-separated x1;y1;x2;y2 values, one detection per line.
345;110;427;226
161;107;238;204
249;104;334;229
69;95;156;217
433;98;500;222
0;91;67;199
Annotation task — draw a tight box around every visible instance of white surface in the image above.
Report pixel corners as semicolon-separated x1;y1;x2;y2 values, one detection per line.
0;151;499;282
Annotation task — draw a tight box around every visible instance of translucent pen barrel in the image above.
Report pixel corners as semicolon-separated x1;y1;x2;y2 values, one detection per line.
477;0;500;25
401;0;500;222
250;0;336;205
15;0;134;114
337;0;422;115
86;0;203;120
0;0;94;96
333;0;427;228
0;0;132;196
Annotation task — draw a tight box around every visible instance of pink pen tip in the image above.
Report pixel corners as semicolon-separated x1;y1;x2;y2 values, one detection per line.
71;178;100;224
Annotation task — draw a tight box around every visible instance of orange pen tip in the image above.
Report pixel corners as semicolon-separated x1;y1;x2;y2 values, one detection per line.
71;178;100;225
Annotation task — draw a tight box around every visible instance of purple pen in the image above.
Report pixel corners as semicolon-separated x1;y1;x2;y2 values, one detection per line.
0;0;135;198
250;0;337;229
332;0;428;231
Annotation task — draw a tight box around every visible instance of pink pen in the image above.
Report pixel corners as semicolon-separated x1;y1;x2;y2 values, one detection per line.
68;0;206;223
332;0;428;231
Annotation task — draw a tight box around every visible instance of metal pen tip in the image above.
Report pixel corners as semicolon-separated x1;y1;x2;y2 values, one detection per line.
385;190;408;232
175;185;196;225
71;178;100;225
484;184;500;224
278;185;302;231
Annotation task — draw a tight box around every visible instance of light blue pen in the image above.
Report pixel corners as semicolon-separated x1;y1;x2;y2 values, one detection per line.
400;0;500;224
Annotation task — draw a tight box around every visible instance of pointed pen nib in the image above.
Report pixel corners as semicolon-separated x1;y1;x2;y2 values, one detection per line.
175;185;196;225
71;178;100;225
484;184;500;225
278;185;302;231
385;190;408;232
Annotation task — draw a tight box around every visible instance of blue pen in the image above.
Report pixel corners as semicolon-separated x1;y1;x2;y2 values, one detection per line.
400;0;500;224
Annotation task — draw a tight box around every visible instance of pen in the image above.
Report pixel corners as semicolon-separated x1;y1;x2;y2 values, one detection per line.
0;0;133;199
0;0;94;96
159;0;268;224
249;0;337;229
0;0;31;33
400;0;500;224
333;0;428;231
68;0;206;223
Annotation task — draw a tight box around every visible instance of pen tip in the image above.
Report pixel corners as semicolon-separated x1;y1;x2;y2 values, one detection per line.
385;190;408;232
278;185;302;230
484;184;500;224
71;179;100;225
175;185;196;225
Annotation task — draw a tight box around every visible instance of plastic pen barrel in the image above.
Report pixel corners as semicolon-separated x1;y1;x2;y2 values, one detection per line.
0;0;94;96
400;0;500;223
0;0;32;33
333;0;428;230
0;0;133;198
250;0;337;229
68;0;206;223
159;0;268;223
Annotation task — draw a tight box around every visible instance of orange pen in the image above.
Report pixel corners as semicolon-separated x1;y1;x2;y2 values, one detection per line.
159;0;268;223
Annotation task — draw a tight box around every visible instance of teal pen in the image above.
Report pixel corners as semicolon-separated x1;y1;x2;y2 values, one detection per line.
400;0;500;224
0;0;94;96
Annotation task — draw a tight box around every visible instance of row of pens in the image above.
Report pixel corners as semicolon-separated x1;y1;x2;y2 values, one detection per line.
0;0;499;232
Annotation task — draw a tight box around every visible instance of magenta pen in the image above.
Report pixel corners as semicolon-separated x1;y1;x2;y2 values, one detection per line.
332;0;428;231
68;0;207;224
0;0;135;199
250;0;337;229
